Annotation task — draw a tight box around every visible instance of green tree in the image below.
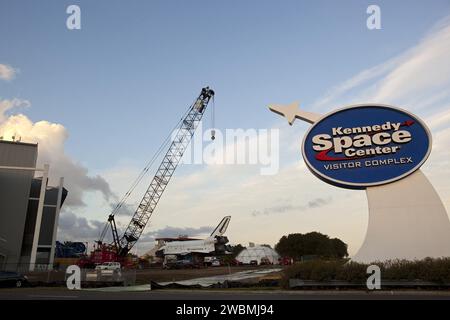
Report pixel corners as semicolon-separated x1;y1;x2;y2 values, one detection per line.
275;232;348;260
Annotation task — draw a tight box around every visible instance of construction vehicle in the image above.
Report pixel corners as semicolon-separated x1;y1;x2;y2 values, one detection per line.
78;87;215;268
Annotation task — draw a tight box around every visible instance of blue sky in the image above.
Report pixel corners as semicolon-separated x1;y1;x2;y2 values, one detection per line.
1;1;450;255
2;0;449;168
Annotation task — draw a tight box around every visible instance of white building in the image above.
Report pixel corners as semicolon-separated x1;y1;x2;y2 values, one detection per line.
236;244;280;265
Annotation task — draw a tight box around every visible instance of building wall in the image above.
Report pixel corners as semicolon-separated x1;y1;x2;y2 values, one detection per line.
0;141;38;270
20;179;67;265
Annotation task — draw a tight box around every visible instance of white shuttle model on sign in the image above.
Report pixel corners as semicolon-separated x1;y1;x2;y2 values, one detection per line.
156;216;231;258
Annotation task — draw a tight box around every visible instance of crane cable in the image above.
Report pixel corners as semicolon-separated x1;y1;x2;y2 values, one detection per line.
210;95;216;140
98;97;199;242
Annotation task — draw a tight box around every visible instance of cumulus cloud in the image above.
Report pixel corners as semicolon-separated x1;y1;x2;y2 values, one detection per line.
0;64;17;81
0;98;30;122
58;211;105;241
109;202;135;216
57;211;214;255
0;99;115;207
58;214;215;255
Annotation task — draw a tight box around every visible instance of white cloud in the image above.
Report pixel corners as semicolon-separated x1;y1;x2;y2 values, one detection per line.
58;211;105;241
101;151;366;254
14;15;449;257
310;16;450;116
145;225;213;239
252;196;333;217
311;55;403;111
425;107;450;131
371;23;450;107
0;100;115;208
0;98;30;122
120;15;450;256
0;64;17;81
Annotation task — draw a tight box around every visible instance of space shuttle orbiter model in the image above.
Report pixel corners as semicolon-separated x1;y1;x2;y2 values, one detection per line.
155;216;231;257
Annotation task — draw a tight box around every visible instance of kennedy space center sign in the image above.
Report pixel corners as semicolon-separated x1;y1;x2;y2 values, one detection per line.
270;102;450;262
301;105;432;189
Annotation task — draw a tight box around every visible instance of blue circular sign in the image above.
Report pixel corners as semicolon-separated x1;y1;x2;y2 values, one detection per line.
301;104;432;189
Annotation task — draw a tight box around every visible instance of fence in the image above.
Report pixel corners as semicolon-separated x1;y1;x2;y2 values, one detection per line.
1;263;137;287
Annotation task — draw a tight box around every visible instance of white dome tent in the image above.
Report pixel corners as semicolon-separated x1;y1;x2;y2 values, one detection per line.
236;243;280;265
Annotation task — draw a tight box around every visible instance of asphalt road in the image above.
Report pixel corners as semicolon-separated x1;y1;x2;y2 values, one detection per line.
1;287;450;300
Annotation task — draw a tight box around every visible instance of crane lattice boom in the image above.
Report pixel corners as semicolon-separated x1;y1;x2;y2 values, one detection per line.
108;87;214;257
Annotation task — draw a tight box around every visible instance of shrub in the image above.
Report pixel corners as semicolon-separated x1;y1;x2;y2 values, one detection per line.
281;257;450;288
337;261;369;283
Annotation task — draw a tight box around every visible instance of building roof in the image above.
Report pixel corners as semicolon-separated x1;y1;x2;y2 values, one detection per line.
0;139;38;147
